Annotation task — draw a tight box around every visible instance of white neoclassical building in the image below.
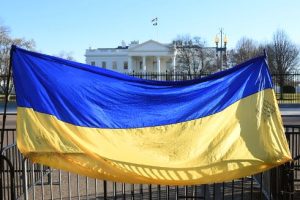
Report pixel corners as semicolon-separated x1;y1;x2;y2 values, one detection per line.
85;40;176;73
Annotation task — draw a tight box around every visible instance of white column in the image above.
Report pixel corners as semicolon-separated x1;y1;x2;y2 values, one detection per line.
172;55;176;73
156;56;161;80
156;56;161;74
142;56;146;73
128;56;132;73
172;55;176;81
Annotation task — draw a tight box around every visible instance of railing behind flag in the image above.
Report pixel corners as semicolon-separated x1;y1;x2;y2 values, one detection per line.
1;126;299;200
0;70;299;199
272;73;300;104
1;72;300;104
127;71;300;104
11;158;276;200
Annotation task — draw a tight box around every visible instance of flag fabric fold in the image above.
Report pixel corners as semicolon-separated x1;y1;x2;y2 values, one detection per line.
12;46;291;185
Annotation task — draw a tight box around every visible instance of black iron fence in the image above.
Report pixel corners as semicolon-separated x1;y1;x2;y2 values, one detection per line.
0;72;299;104
0;70;299;199
1;126;300;200
271;73;300;104
128;71;300;104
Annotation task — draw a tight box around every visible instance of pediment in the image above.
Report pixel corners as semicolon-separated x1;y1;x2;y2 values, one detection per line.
129;40;171;52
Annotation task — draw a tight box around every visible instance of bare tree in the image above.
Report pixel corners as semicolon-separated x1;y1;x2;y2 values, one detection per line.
173;35;217;75
0;24;35;95
193;37;218;73
264;30;299;98
173;35;196;74
228;37;260;66
55;51;76;61
266;30;299;74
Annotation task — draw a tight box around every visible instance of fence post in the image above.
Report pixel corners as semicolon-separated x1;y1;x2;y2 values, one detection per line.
0;157;3;200
165;70;167;81
0;155;16;200
22;158;28;200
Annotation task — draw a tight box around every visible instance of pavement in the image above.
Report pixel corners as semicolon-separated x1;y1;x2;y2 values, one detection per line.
280;107;300;117
279;104;300;125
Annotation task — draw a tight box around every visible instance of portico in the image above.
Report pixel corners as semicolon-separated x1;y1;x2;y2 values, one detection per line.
128;40;176;73
85;40;176;73
128;55;174;73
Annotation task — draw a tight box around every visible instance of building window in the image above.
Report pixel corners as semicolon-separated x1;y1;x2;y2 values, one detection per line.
91;61;95;66
123;61;128;70
139;61;143;70
112;61;117;69
102;61;106;69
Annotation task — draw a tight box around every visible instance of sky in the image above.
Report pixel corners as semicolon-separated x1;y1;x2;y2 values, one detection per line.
1;0;300;62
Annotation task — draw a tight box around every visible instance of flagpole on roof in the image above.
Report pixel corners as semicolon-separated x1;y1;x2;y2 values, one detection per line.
151;17;158;41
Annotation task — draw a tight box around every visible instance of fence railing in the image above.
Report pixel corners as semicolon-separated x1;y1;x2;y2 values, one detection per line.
0;72;299;104
126;71;300;104
1;126;299;200
0;70;299;199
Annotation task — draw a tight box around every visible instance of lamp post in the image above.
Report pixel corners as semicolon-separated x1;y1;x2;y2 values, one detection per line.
214;28;228;71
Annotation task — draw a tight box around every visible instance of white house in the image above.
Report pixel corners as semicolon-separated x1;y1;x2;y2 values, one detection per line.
85;40;176;73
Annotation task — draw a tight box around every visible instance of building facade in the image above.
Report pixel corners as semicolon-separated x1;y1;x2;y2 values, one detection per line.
85;40;176;73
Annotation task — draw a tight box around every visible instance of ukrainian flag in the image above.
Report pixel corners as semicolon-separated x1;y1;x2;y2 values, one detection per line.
12;46;291;185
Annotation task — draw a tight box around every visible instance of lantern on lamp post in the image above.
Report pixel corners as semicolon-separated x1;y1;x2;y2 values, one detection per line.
215;28;228;71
